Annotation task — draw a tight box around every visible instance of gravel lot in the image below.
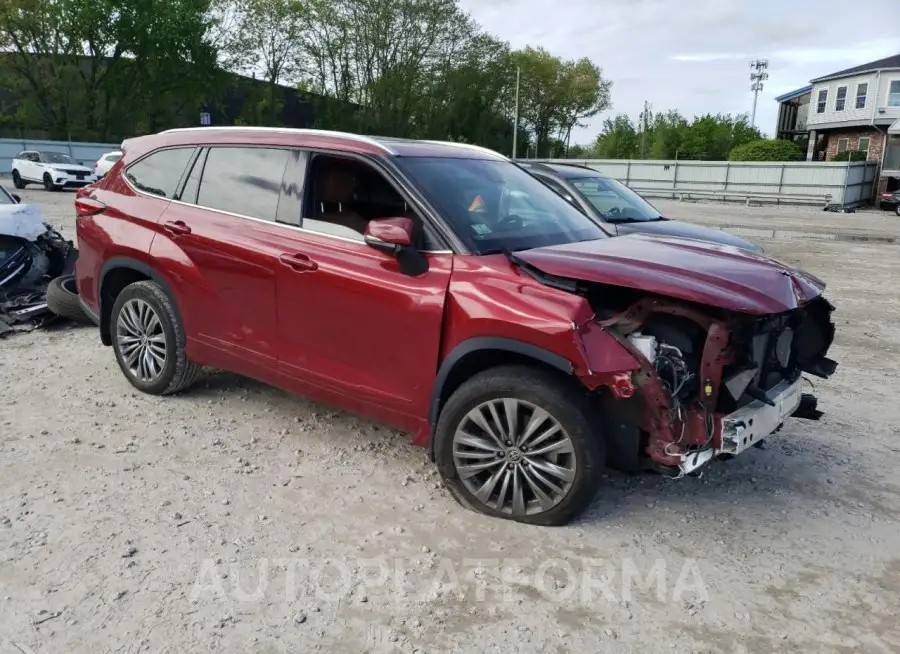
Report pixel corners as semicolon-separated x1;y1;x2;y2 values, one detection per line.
2;189;899;653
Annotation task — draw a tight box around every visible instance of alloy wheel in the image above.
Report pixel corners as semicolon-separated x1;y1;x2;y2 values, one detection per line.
116;299;167;383
452;398;577;516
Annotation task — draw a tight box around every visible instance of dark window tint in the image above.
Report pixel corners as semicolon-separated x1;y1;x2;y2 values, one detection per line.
196;147;289;221
125;147;195;198
179;149;206;203
398;157;604;254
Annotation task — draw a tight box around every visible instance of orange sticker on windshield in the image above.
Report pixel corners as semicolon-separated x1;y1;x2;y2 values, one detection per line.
468;195;485;212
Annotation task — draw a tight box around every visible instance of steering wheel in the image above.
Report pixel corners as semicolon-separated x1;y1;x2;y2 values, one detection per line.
498;214;524;230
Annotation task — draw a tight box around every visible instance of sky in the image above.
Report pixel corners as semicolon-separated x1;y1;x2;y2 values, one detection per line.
457;0;900;145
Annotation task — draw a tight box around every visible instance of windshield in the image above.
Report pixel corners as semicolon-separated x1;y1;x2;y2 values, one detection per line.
570;176;663;222
397;157;605;253
40;152;76;165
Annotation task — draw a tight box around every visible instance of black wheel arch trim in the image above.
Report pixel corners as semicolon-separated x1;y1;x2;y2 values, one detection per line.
98;256;183;345
427;336;574;457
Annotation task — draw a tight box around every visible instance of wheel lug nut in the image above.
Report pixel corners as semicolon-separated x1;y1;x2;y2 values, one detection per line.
505;441;512;446
507;463;514;469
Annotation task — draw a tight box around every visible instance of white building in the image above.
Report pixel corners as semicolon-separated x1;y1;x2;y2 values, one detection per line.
776;53;900;195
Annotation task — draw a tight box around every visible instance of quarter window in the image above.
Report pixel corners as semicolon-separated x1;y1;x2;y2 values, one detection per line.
196;147;289;222
835;86;847;111
125;147;195;198
889;80;900;107
855;83;868;109
816;89;828;114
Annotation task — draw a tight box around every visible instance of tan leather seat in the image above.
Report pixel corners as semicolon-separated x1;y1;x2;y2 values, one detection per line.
315;166;368;234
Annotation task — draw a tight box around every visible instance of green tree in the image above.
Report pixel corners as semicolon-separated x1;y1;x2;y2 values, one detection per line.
593;114;638;159
0;0;220;140
728;139;806;161
234;0;307;124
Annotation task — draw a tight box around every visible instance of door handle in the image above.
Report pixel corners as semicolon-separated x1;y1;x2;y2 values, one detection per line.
163;220;191;236
279;253;318;272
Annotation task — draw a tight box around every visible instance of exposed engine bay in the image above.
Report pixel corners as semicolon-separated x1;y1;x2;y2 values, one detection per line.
592;292;837;477
0;202;77;336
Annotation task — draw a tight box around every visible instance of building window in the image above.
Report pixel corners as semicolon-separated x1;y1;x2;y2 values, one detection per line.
889;80;900;107
858;136;870;155
855;83;868;109
816;89;828;113
835;86;847;111
836;138;849;154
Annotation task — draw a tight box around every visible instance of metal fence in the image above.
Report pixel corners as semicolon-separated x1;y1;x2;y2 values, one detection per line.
537;159;879;207
0;138;120;177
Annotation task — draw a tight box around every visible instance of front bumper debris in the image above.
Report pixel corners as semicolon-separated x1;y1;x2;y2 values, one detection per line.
718;378;803;456
677;378;804;475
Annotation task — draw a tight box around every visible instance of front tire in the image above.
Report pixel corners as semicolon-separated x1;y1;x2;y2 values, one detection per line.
895;204;900;217
110;280;203;395
434;366;603;526
12;169;25;189
43;173;59;192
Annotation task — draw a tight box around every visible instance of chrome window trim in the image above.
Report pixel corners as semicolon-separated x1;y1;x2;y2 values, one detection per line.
164;196;452;254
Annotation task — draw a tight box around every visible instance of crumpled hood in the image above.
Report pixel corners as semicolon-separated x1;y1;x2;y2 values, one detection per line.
0;203;47;241
515;233;825;314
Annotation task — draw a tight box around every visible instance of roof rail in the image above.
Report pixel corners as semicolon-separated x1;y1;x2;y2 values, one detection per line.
420;140;508;160
157;126;396;154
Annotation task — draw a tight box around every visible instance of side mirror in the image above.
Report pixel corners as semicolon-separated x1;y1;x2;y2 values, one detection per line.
11;194;21;203
363;217;428;276
364;217;413;254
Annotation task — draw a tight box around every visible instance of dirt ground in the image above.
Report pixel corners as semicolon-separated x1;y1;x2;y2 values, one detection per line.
1;189;899;654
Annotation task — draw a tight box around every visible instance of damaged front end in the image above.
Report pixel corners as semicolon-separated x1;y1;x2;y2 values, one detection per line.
0;202;77;336
593;294;838;477
509;236;839;478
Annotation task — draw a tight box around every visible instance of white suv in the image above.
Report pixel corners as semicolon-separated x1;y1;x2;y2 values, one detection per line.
94;151;123;178
11;150;98;191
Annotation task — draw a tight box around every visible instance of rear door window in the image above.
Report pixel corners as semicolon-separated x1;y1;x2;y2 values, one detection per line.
125;147;195;198
196;147;290;222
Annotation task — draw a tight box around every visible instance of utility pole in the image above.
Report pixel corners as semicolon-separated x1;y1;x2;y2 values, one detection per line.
749;59;769;129
512;66;521;159
639;100;650;158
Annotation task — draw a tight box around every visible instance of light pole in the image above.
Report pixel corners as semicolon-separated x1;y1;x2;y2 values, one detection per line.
749;59;769;129
512;66;521;159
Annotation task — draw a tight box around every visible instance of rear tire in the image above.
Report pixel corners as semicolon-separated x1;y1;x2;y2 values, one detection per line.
110;280;204;395
46;275;93;325
434;365;603;526
12;169;25;189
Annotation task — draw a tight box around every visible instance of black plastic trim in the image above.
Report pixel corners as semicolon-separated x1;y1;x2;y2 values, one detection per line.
427;337;574;455
98;257;183;344
78;296;101;326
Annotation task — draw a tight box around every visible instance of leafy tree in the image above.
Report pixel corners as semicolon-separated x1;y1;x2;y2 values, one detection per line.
593;110;762;161
0;0;220;140
594;114;638;159
233;0;307;123
728;139;805;162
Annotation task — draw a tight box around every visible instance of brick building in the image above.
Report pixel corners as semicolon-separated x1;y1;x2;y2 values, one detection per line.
775;54;900;195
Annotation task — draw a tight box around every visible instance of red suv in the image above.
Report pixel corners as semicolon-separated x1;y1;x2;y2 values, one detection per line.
73;128;837;525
